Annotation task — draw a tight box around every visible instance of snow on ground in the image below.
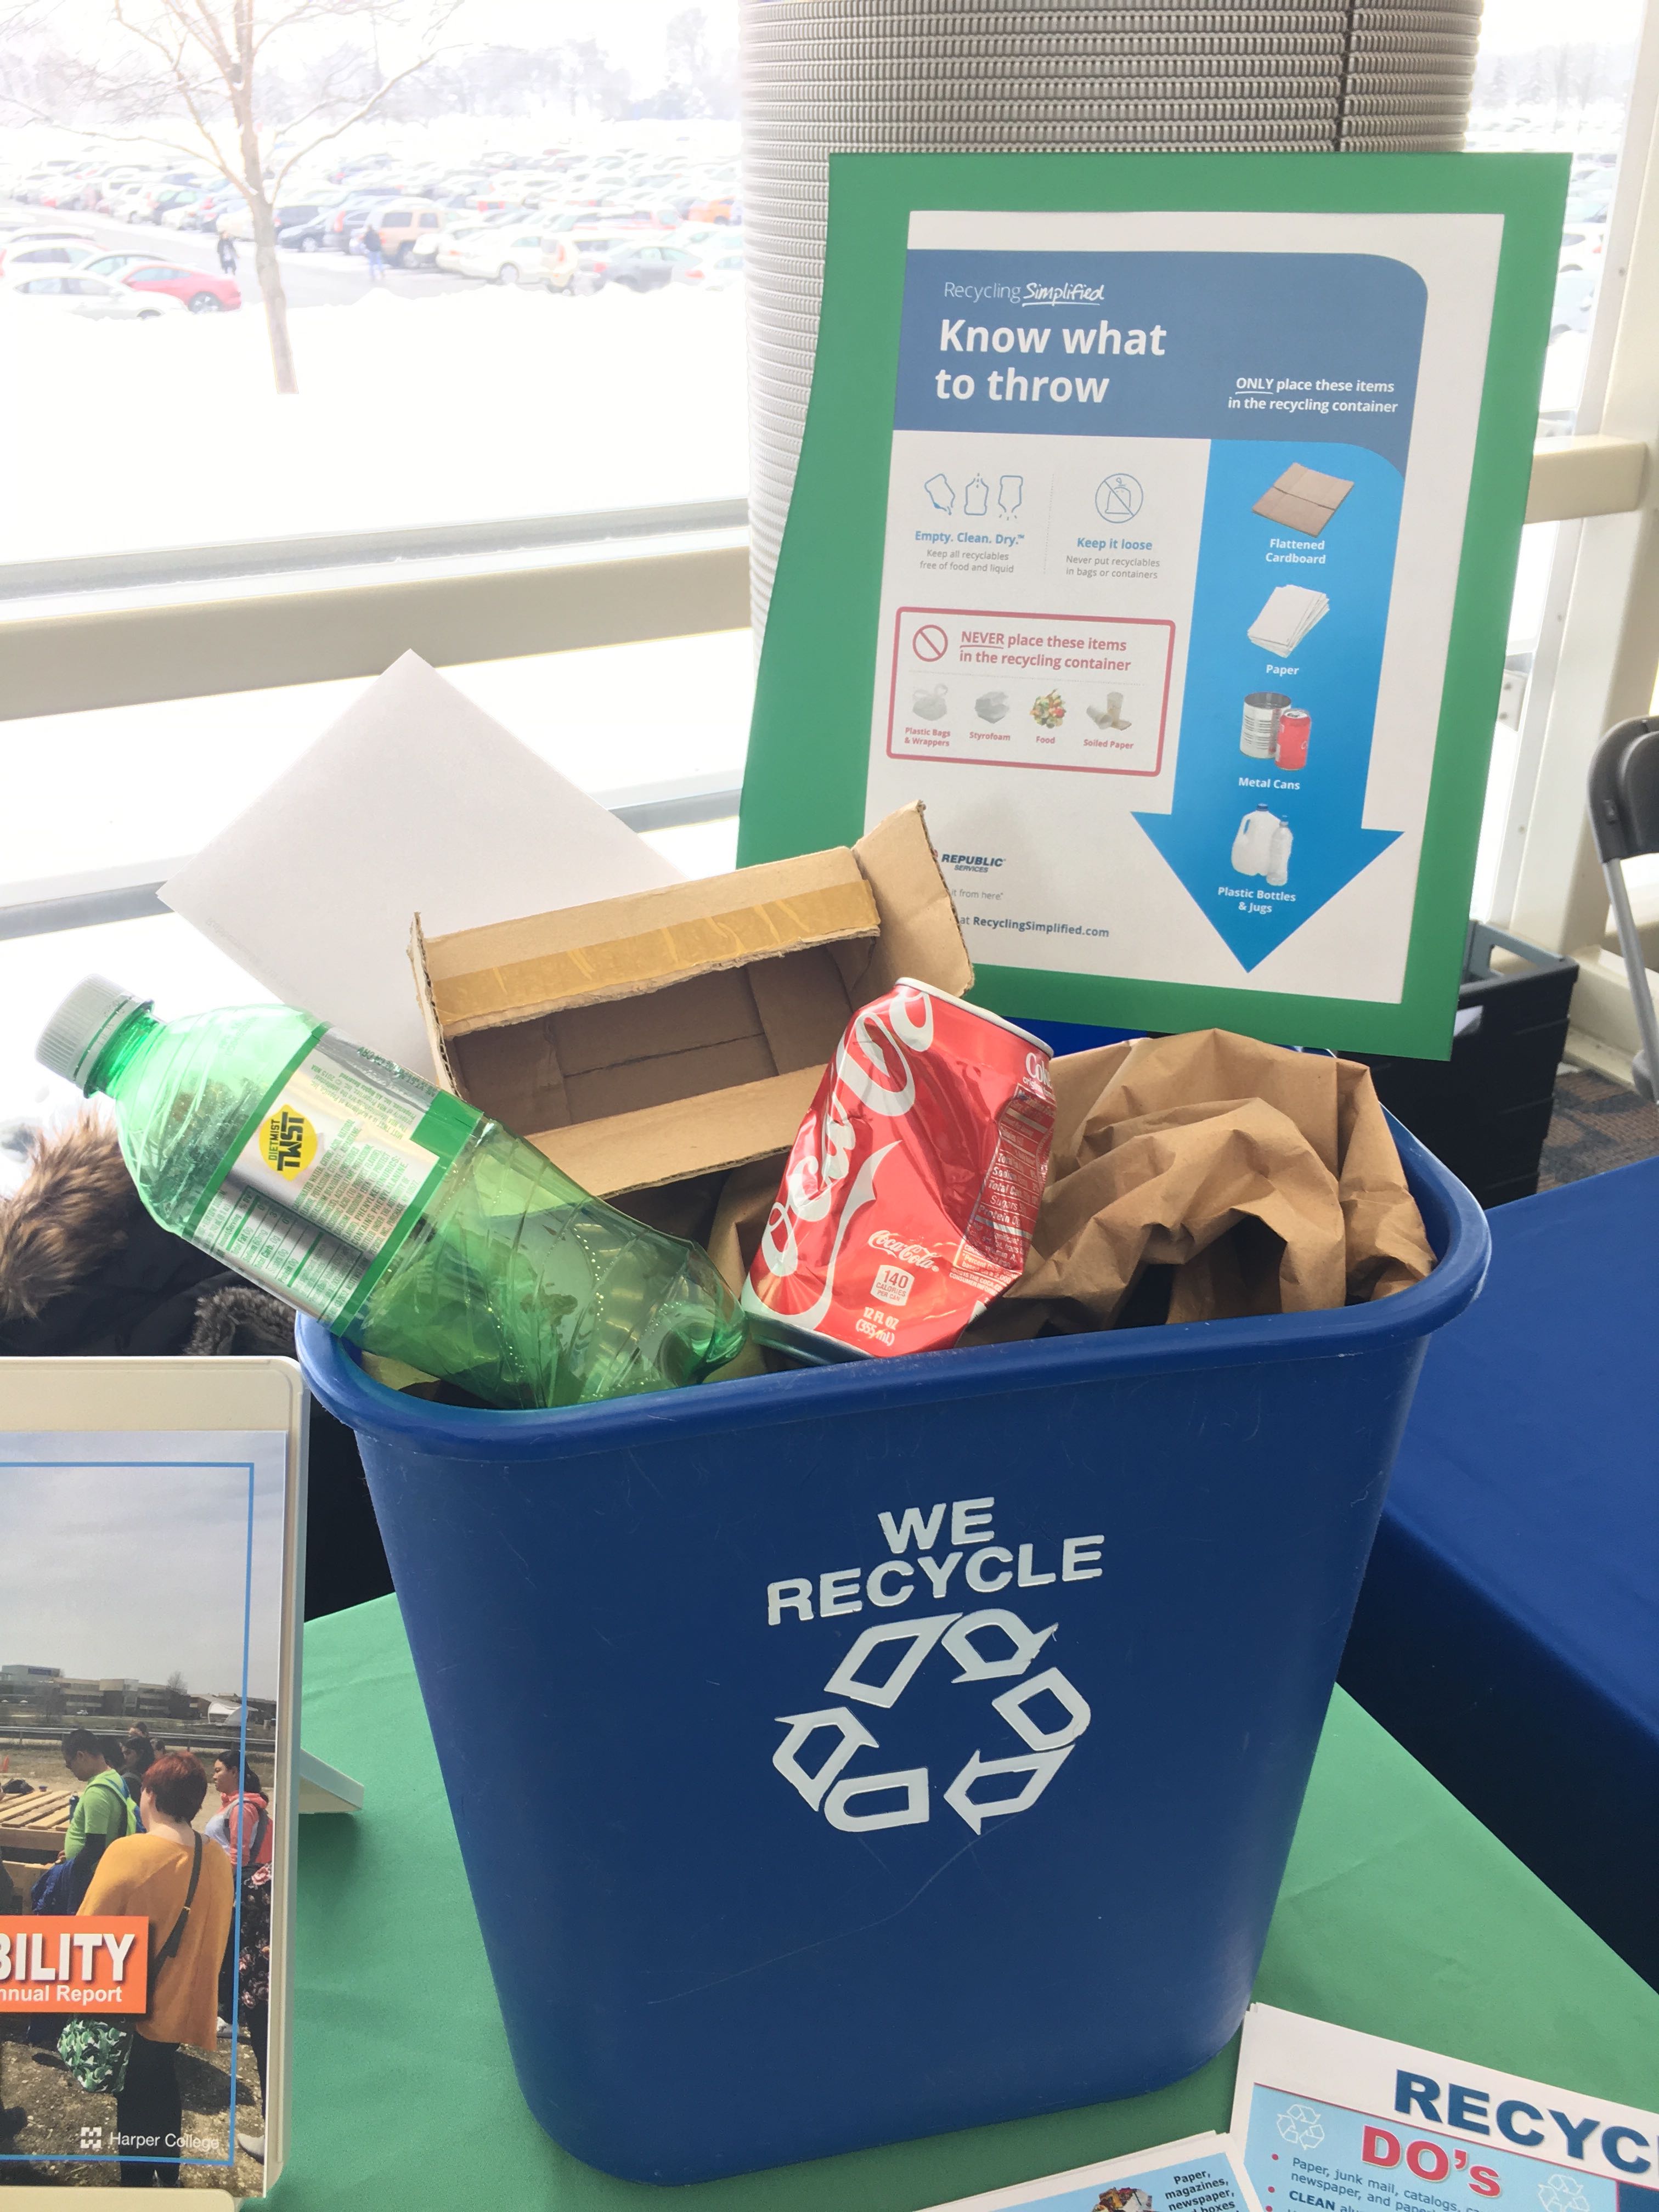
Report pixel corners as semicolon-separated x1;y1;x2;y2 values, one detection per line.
0;277;749;561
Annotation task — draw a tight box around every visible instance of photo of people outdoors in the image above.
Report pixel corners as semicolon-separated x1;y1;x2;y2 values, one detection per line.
0;1451;284;2191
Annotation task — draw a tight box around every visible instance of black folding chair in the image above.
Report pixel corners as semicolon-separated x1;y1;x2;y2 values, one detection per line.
1588;715;1659;1099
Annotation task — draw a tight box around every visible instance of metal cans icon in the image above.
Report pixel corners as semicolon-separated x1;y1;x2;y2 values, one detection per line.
1240;691;1290;759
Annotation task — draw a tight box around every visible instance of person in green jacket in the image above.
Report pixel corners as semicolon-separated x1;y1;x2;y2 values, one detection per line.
60;1728;136;1864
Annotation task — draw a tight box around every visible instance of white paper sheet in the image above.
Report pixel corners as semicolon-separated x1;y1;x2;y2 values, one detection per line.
160;652;680;1070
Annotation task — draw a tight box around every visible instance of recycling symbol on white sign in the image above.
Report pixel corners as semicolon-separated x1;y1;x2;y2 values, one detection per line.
1538;2181;1590;2212
1276;2104;1327;2153
772;1609;1091;1835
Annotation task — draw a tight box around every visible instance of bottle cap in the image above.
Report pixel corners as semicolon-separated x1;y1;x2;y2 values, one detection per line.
36;977;151;1092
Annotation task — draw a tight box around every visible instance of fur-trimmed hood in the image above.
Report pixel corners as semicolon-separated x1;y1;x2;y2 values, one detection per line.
0;1109;137;1322
0;1110;294;1358
0;1111;394;1619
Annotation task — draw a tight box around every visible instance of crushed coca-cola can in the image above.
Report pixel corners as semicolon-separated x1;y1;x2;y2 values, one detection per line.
742;978;1057;1357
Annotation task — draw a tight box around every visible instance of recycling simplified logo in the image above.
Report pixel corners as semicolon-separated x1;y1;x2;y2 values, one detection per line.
1276;2104;1327;2152
772;1609;1091;1835
1538;2180;1591;2212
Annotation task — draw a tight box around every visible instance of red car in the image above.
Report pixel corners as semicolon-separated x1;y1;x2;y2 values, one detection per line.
81;252;241;313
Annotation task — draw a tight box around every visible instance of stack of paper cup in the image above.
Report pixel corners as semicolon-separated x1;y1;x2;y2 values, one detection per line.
740;0;1482;630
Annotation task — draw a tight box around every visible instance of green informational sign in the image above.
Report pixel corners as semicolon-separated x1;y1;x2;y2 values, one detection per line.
739;153;1567;1056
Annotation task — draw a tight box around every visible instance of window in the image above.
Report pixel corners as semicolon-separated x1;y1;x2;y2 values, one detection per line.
1465;0;1649;935
0;3;744;561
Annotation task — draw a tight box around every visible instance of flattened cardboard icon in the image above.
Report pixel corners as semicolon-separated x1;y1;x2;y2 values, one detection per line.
1252;459;1356;538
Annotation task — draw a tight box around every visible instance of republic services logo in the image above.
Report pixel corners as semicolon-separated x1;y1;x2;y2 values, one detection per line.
772;1609;1092;1836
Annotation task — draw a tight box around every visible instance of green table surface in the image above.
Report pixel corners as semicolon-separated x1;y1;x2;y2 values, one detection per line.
267;1595;1659;2210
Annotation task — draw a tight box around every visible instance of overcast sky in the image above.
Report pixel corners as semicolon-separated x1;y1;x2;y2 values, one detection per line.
0;1457;283;1701
18;0;740;79
1478;0;1641;48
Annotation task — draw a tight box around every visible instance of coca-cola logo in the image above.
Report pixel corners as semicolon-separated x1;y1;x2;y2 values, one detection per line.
868;1228;938;1273
753;990;937;1329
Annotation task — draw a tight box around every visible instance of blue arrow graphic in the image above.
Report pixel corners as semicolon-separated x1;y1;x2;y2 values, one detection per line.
1135;439;1404;971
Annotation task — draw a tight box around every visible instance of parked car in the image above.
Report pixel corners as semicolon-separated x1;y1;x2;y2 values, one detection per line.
324;193;386;249
685;188;740;224
82;252;241;312
691;246;745;292
349;200;445;264
274;215;321;252
1;224;95;248
453;226;565;285
124;187;192;223
224;199;329;242
425;223;505;273
562;230;642;287
0;239;94;278
1;271;187;320
600;242;682;293
160;193;230;231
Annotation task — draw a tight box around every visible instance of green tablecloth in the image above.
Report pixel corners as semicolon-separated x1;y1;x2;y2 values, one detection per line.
268;1595;1658;2210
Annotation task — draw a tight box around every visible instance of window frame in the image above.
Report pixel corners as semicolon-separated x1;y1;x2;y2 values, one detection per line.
9;81;1659;1024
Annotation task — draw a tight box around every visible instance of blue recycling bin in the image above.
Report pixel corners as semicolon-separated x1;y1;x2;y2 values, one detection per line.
297;1118;1487;2186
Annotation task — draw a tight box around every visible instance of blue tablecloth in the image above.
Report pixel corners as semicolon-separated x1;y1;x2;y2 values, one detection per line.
1340;1155;1659;1987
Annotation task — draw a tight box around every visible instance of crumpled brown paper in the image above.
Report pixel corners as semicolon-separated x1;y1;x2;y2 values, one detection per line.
966;1028;1434;1338
698;1029;1434;1338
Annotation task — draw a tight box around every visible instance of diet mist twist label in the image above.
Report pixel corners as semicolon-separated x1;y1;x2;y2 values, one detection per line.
190;1031;478;1326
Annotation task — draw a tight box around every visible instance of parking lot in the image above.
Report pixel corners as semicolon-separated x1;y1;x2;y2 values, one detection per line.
3;129;744;318
0;127;749;563
0;201;477;309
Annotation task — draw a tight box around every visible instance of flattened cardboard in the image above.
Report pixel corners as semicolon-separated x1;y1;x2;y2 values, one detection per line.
410;804;972;1195
1252;459;1355;538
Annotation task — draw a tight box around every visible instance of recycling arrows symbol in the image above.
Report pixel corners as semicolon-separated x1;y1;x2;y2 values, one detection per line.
772;1610;1091;1836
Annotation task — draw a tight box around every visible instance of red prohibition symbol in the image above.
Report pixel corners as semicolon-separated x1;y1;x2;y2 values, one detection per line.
913;625;949;662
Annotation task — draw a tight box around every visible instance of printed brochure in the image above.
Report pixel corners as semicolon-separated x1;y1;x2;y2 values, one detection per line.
1232;2005;1658;2212
918;2130;1266;2212
1;1429;291;2195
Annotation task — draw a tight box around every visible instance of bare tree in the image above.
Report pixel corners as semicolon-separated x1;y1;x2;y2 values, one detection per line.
58;0;462;394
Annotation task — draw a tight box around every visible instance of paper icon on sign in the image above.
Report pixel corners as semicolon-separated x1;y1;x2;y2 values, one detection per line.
1249;584;1328;656
1253;461;1354;538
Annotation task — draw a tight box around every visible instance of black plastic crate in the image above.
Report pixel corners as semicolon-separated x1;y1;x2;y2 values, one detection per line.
1356;924;1578;1209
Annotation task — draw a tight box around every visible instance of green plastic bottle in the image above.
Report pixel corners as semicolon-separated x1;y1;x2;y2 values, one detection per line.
36;979;748;1409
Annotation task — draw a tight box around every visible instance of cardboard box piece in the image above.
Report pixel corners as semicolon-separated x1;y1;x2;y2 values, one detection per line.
410;804;972;1196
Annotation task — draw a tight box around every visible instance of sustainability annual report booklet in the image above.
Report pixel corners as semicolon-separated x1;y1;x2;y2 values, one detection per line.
1232;2006;1658;2212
